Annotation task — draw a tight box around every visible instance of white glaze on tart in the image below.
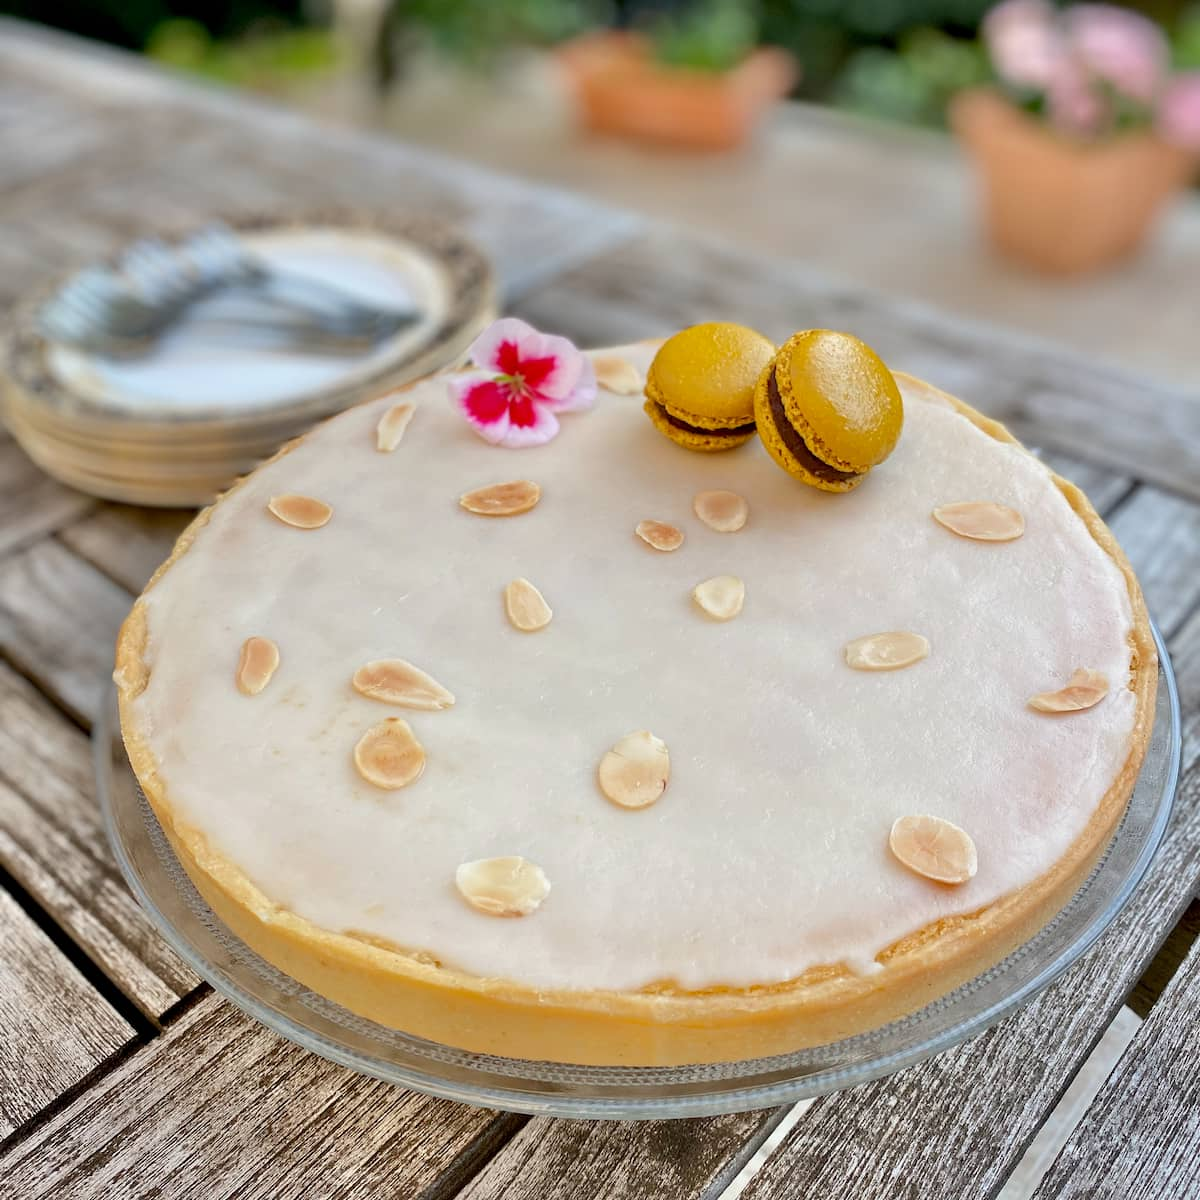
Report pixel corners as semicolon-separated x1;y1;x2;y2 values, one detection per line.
128;343;1138;991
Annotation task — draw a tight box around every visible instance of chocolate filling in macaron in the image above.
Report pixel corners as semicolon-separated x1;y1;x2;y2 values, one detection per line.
765;370;860;485
652;402;757;439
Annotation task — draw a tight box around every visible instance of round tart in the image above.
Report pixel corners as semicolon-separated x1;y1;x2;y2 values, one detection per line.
116;338;1155;1066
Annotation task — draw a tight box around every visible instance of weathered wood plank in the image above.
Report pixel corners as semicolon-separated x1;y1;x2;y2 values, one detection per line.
513;229;1200;499
0;885;134;1139
59;505;191;595
0;436;93;560
739;610;1200;1200
0;993;523;1199
456;1111;779;1200
0;232;76;307
0;538;132;727
1108;485;1200;638
1128;897;1200;1018
0;660;198;1018
995;1006;1141;1200
1031;919;1200;1200
0;72;116;196
1174;603;1200;758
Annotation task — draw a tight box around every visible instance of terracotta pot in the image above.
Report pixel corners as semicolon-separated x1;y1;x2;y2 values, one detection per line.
557;32;796;152
951;88;1195;275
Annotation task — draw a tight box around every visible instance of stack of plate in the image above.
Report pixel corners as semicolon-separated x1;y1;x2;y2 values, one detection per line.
1;212;495;507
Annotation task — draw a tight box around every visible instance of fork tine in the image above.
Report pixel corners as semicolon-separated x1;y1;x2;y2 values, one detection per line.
124;238;188;301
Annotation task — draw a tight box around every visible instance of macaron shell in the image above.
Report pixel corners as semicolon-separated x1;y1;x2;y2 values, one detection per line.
644;370;740;429
647;322;775;427
776;330;903;472
752;369;864;492
643;399;755;452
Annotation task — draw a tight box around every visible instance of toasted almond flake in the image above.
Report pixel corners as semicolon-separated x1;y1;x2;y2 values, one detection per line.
933;502;1024;542
693;490;749;533
375;401;416;452
635;519;685;552
692;575;745;621
845;631;930;671
455;856;550;917
504;578;553;632
353;718;426;790
459;480;541;517
352;659;455;711
889;815;978;885
235;637;279;695
1029;668;1109;713
598;730;670;810
593;354;643;395
267;494;332;529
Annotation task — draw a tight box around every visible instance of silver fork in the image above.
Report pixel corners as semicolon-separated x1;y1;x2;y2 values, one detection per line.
37;279;380;357
184;225;413;336
38;224;419;355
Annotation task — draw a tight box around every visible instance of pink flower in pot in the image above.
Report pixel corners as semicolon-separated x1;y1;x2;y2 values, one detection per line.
957;1;1198;274
1065;4;1168;104
1046;56;1106;136
1159;74;1200;150
983;0;1065;90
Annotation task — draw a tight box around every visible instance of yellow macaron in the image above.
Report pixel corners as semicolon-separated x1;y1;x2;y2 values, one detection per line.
754;329;903;492
644;322;776;452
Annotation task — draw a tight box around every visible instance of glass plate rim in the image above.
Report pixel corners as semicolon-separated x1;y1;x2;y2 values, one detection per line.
94;620;1180;1119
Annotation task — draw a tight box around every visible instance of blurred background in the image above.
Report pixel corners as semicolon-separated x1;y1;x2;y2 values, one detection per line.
5;0;1200;385
12;0;1200;131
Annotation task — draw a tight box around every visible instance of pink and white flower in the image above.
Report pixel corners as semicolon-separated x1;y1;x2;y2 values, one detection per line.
1065;4;1168;104
1159;74;1200;149
1046;56;1107;136
449;317;596;448
983;0;1065;90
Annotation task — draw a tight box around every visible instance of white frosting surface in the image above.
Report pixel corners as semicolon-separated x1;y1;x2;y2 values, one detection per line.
133;342;1137;992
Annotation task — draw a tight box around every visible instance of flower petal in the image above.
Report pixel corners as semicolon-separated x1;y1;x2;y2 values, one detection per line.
1065;5;1167;104
983;0;1064;91
1159;74;1200;149
499;402;559;448
518;331;590;402
449;374;513;445
507;391;540;428
545;352;597;413
467;317;542;374
452;319;596;447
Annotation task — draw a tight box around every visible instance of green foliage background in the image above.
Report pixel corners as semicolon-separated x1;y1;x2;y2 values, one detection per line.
7;0;1200;127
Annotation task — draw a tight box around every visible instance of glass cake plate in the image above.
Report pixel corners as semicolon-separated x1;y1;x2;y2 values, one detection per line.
94;622;1180;1119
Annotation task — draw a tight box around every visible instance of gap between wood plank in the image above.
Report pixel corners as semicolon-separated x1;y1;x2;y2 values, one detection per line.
416;1114;531;1200
0;863;156;1039
714;1103;814;1200
1127;897;1200;1019
700;1106;797;1200
156;983;214;1028
0;1029;153;1161
996;1006;1143;1200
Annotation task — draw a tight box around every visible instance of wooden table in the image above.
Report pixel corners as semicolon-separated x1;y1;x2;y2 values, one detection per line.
1;20;1198;1200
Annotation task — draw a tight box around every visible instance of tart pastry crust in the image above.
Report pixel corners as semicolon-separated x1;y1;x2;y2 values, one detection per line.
116;365;1155;1066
